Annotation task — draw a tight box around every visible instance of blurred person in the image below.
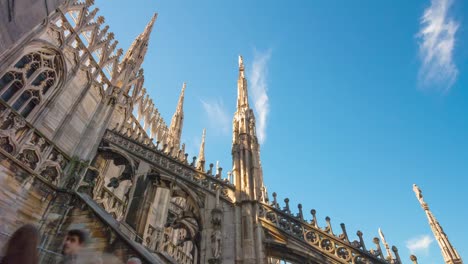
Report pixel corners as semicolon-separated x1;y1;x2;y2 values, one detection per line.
1;224;40;264
61;229;88;264
126;257;141;264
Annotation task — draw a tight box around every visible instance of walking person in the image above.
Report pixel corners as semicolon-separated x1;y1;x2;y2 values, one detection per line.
1;224;40;264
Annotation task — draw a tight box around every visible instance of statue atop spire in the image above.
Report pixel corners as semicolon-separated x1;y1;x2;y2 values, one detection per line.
196;128;206;172
412;184;463;264
238;55;245;74
167;82;186;153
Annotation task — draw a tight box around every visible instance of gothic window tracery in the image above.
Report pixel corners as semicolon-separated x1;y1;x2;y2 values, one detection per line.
0;49;63;118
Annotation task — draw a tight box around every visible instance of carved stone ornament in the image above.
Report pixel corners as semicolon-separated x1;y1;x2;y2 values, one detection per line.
208;227;222;264
209;204;223;262
211;208;222;227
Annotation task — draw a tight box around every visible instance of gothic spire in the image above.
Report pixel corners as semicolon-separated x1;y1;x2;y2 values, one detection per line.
167;82;186;152
237;55;249;110
121;13;157;69
196;128;206;172
232;55;265;202
413;184;463;264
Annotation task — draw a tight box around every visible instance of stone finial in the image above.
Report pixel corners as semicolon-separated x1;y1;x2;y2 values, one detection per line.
325;216;333;235
107;32;115;41
339;223;349;242
208;163;214;175
392;246;402;263
97;16;105;24
116;48;123;57
357;231;367;251
283;198;290;214
272;192;278;208
297;204;303;221
410;255;418;264
310;209;318;227
191;156;197;167
372;237;385;259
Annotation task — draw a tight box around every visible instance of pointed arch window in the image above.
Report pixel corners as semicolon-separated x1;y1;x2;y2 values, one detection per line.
0;49;63;118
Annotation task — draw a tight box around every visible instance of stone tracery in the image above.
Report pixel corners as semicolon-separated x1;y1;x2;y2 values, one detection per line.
0;49;63;118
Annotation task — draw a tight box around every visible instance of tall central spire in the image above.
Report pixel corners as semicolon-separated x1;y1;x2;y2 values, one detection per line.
167;83;186;152
413;184;463;264
231;55;267;263
232;55;265;201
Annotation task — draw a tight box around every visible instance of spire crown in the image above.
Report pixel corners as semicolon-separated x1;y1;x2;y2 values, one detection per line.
122;13;157;66
176;82;186;113
167;82;186;152
237;55;249;110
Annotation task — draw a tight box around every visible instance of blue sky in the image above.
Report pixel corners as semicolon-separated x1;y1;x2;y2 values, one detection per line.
94;0;467;262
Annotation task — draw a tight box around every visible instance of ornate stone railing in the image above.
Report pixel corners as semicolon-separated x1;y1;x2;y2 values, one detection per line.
103;129;235;202
258;202;402;264
0;100;72;188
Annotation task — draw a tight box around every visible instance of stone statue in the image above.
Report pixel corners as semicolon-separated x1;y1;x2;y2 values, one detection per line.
412;184;426;206
211;229;222;259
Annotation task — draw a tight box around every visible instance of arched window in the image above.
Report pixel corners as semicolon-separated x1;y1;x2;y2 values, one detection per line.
0;49;63;118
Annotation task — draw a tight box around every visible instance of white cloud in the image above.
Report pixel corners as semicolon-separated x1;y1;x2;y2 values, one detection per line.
249;49;272;144
417;0;459;91
201;98;230;135
406;235;434;254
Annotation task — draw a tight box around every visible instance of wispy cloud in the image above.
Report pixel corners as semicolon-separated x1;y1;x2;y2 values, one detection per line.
417;0;459;92
406;235;434;254
249;49;272;144
201;98;230;135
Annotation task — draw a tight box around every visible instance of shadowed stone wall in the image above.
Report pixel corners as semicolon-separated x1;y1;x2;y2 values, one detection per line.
0;0;66;57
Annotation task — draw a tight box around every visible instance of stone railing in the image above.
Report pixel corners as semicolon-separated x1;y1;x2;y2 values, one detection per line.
103;129;235;202
258;202;402;264
0;101;71;188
